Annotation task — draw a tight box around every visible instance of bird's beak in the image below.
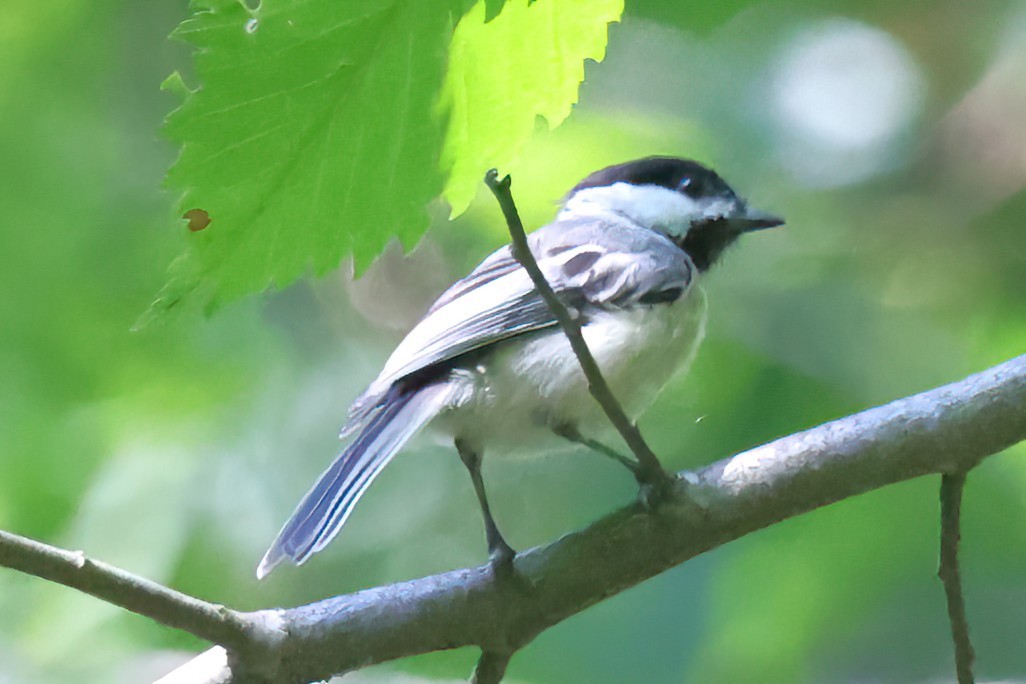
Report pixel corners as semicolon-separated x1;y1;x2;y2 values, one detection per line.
736;205;785;232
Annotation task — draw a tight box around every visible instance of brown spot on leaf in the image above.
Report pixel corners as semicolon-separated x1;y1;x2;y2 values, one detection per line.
184;209;211;232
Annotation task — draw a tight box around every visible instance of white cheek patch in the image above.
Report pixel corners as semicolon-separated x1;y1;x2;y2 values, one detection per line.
699;197;736;222
563;183;709;238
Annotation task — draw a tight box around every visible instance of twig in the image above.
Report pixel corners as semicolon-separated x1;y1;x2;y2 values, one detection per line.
472;651;512;684
483;169;670;488
0;530;258;652
939;472;976;684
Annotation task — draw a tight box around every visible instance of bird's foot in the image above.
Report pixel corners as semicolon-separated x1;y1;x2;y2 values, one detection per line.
634;465;680;512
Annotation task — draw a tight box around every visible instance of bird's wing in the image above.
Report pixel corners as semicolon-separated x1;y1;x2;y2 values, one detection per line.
372;250;551;389
425;244;522;313
347;221;695;425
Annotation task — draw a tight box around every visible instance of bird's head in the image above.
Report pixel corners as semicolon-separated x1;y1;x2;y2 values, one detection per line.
562;156;783;271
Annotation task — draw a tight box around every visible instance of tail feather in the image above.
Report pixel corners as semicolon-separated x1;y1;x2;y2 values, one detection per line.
257;382;453;579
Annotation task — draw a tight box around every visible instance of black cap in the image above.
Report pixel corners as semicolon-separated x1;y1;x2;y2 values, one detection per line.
570;156;738;201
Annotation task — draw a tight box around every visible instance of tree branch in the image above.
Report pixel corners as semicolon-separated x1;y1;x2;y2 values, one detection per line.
0;530;261;653
4;352;1018;684
939;472;976;683
483;169;670;486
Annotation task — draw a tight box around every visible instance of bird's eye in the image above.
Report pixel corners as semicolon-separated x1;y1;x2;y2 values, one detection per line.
678;176;702;198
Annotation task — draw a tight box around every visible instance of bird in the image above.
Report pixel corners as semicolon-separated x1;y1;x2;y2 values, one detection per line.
257;156;783;579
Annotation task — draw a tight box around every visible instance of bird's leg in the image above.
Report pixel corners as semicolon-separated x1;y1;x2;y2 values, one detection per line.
553;423;674;509
455;438;515;573
553;423;640;475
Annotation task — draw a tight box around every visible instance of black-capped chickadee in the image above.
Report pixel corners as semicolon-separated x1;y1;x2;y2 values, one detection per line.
257;157;783;579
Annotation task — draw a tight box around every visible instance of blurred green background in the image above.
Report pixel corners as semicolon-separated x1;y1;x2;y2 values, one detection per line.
2;1;1026;682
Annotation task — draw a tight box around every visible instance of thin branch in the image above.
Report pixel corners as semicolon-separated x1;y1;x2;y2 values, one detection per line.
939;472;976;684
483;169;670;487
153;352;1026;683
0;529;259;652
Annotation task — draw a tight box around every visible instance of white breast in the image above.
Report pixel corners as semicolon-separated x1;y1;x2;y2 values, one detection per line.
438;287;708;454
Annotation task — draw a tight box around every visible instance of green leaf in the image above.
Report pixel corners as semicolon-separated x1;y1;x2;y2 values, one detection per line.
440;0;624;217
153;0;456;316
151;0;620;320
484;0;507;22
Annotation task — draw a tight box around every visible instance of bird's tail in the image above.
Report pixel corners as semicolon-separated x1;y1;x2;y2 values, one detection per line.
257;382;454;579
